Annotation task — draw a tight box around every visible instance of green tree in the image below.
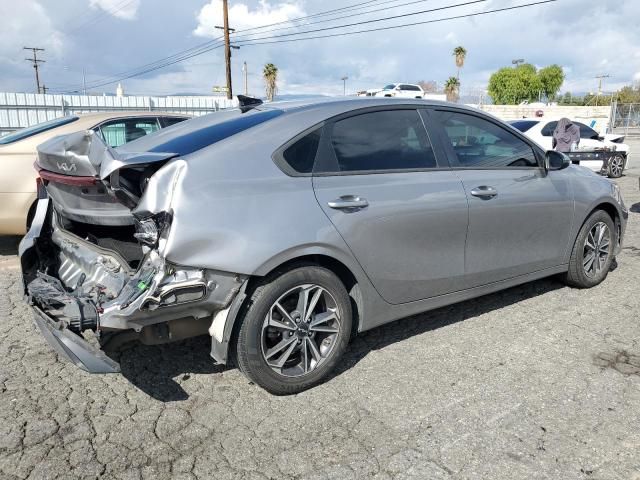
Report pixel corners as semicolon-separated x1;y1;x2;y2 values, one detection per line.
444;76;460;102
263;63;278;101
538;64;564;101
487;63;543;104
617;84;640;103
453;46;467;80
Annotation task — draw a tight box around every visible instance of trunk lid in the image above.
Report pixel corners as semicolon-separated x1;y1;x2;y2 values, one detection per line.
36;130;176;225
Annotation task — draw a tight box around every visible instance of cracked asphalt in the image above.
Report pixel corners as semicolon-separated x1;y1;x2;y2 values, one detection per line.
1;143;639;480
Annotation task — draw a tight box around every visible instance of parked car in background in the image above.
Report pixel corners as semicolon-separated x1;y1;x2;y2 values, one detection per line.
374;83;425;98
21;98;627;394
509;118;630;178
0;112;189;235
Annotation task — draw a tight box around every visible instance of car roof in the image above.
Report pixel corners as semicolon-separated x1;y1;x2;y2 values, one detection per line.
74;111;190;121
261;96;457;114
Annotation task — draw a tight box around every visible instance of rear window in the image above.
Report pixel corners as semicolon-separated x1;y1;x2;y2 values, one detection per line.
509;120;539;132
0;116;79;145
117;109;283;156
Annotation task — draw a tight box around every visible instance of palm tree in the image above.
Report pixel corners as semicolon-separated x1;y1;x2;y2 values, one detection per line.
263;63;278;101
453;46;467;80
444;76;460;103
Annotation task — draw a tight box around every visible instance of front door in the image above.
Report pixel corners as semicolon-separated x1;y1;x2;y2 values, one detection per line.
429;108;575;287
312;108;469;305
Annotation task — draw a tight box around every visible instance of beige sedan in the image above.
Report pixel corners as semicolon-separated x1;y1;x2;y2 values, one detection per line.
0;111;189;235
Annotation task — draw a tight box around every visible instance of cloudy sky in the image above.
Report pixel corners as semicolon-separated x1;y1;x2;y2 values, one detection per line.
1;0;639;98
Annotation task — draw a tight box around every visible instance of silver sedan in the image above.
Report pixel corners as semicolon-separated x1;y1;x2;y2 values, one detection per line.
20;97;628;394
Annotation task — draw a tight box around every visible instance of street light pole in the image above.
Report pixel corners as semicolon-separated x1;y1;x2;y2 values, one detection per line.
341;76;348;96
511;58;524;67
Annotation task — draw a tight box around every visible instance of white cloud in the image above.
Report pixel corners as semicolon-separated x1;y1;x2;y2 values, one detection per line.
193;0;305;38
89;0;141;20
0;0;64;61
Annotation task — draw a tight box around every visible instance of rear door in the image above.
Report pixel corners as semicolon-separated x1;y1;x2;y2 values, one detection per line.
427;108;574;287
311;107;469;305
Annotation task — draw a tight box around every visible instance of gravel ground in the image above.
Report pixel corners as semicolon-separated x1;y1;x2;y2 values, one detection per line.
0;144;639;480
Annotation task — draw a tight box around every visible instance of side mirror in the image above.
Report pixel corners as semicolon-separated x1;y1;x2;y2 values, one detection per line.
545;150;571;171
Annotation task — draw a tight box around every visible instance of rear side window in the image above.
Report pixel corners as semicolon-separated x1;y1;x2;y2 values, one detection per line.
326;109;437;173
98;118;160;147
401;84;421;91
281;128;321;174
509;120;539;132
541;121;557;136
0;116;79;145
435;110;538;168
574;121;599;139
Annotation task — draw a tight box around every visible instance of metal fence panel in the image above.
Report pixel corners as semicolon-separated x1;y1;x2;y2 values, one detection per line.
0;92;238;135
612;103;640;136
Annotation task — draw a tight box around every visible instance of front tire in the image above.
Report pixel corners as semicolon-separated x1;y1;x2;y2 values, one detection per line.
235;266;352;395
607;154;625;178
564;210;615;288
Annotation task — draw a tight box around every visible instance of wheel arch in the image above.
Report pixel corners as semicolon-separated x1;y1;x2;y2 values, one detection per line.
213;252;366;366
248;253;363;340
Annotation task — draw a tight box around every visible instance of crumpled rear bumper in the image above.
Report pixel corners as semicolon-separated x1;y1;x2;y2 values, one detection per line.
31;305;120;373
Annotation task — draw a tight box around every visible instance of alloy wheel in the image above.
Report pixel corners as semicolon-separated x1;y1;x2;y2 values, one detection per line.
583;221;611;278
609;155;624;177
261;284;341;377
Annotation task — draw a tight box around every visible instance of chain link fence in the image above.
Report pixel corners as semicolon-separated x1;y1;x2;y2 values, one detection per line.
611;103;640;136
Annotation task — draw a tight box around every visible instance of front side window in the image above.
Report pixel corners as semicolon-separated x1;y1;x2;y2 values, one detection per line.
326;109;437;173
383;84;397;90
98;118;160;147
435;110;538;168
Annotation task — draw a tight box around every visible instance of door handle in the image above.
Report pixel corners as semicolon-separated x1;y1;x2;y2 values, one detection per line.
470;186;498;198
327;195;369;210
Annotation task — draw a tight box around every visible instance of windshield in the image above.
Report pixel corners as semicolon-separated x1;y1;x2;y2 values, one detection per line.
0;116;79;145
382;84;396;90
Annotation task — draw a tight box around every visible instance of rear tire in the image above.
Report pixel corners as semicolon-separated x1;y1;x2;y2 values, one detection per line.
235;266;352;395
564;210;615;288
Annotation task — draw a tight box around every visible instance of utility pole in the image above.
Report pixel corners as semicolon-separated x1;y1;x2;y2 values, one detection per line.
341;76;348;96
41;85;49;94
82;68;87;95
24;47;45;94
242;61;248;96
595;74;610;106
218;0;233;100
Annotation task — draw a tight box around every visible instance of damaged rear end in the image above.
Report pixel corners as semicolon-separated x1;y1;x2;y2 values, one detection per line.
20;130;246;373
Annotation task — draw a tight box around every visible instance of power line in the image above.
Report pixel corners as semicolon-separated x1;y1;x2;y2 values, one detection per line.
56;0;389;91
67;0;137;35
232;0;489;44
235;1;557;47
64;0;483;92
230;0;439;40
57;0;556;93
231;0;384;34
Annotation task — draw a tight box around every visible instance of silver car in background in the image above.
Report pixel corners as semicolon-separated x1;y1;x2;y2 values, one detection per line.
20;97;628;394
